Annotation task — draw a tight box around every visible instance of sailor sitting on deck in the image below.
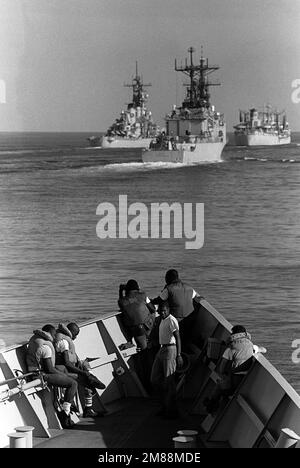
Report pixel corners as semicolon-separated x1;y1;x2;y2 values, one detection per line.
203;325;266;414
55;322;106;418
151;269;204;353
26;324;78;429
150;301;183;419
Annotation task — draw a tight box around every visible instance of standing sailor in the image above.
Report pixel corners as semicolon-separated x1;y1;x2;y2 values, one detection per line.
151;269;203;352
118;279;156;391
118;279;156;350
150;301;183;418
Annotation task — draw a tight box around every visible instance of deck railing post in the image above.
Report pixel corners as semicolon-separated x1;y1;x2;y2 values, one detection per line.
15;426;35;448
8;433;27;448
275;428;300;448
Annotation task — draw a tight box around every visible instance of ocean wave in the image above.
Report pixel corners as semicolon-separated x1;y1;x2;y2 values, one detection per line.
0;149;38;155
84;146;102;150
242;156;268;161
0;147;78;156
239;156;300;163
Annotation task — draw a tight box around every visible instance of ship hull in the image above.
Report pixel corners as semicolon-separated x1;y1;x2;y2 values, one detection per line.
235;133;291;146
101;136;153;149
142;141;225;164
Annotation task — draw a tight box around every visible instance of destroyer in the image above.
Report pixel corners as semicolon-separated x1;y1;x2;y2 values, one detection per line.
234;106;291;146
143;47;226;164
88;63;159;148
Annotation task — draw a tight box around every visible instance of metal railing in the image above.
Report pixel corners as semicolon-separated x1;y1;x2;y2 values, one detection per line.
0;371;46;403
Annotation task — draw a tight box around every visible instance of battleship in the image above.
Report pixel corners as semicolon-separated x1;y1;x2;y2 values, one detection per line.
142;47;226;164
87;63;159;149
0;298;299;449
234;106;291;146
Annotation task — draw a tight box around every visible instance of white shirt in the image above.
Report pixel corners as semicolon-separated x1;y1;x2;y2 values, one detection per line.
159;314;179;345
56;338;70;353
36;344;52;361
160;288;198;301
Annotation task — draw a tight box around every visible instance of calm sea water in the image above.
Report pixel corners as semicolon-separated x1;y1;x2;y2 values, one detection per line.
0;132;299;392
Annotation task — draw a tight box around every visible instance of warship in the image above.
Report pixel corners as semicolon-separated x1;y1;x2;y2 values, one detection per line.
0;298;299;449
142;47;226;164
234;106;291;146
87;63;159;149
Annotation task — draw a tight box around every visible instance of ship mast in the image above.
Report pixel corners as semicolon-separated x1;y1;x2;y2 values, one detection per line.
124;61;151;108
175;47;220;109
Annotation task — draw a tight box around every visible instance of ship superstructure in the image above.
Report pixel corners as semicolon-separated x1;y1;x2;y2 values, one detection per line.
143;47;226;163
234;106;291;146
88;63;159;148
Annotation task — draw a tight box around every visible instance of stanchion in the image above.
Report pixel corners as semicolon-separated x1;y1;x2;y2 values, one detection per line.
275;428;300;448
8;433;27;448
172;435;195;448
15;426;35;448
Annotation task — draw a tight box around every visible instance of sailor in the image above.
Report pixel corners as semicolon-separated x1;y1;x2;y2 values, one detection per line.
118;279;156;351
151;269;203;352
55;322;106;418
203;325;266;413
150;301;183;419
118;280;157;392
26;324;78;429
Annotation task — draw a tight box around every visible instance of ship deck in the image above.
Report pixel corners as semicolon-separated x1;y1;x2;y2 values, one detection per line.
34;397;205;449
2;303;300;449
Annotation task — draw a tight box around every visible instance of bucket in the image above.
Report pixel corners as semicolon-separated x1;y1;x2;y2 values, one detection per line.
177;430;198;445
173;436;195;448
8;433;27;448
207;338;224;360
15;426;35;448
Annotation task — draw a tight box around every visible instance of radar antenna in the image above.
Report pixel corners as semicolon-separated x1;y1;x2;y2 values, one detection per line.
175;47;221;108
124;61;151;108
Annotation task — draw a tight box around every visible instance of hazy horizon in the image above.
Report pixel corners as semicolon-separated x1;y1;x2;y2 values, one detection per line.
1;0;300;132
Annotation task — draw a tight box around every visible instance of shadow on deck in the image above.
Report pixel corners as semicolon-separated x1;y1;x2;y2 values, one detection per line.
34;397;205;448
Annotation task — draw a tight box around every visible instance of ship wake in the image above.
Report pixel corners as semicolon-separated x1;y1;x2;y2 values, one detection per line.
100;160;224;172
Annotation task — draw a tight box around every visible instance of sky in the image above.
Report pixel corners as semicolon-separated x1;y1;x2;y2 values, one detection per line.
1;0;300;132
